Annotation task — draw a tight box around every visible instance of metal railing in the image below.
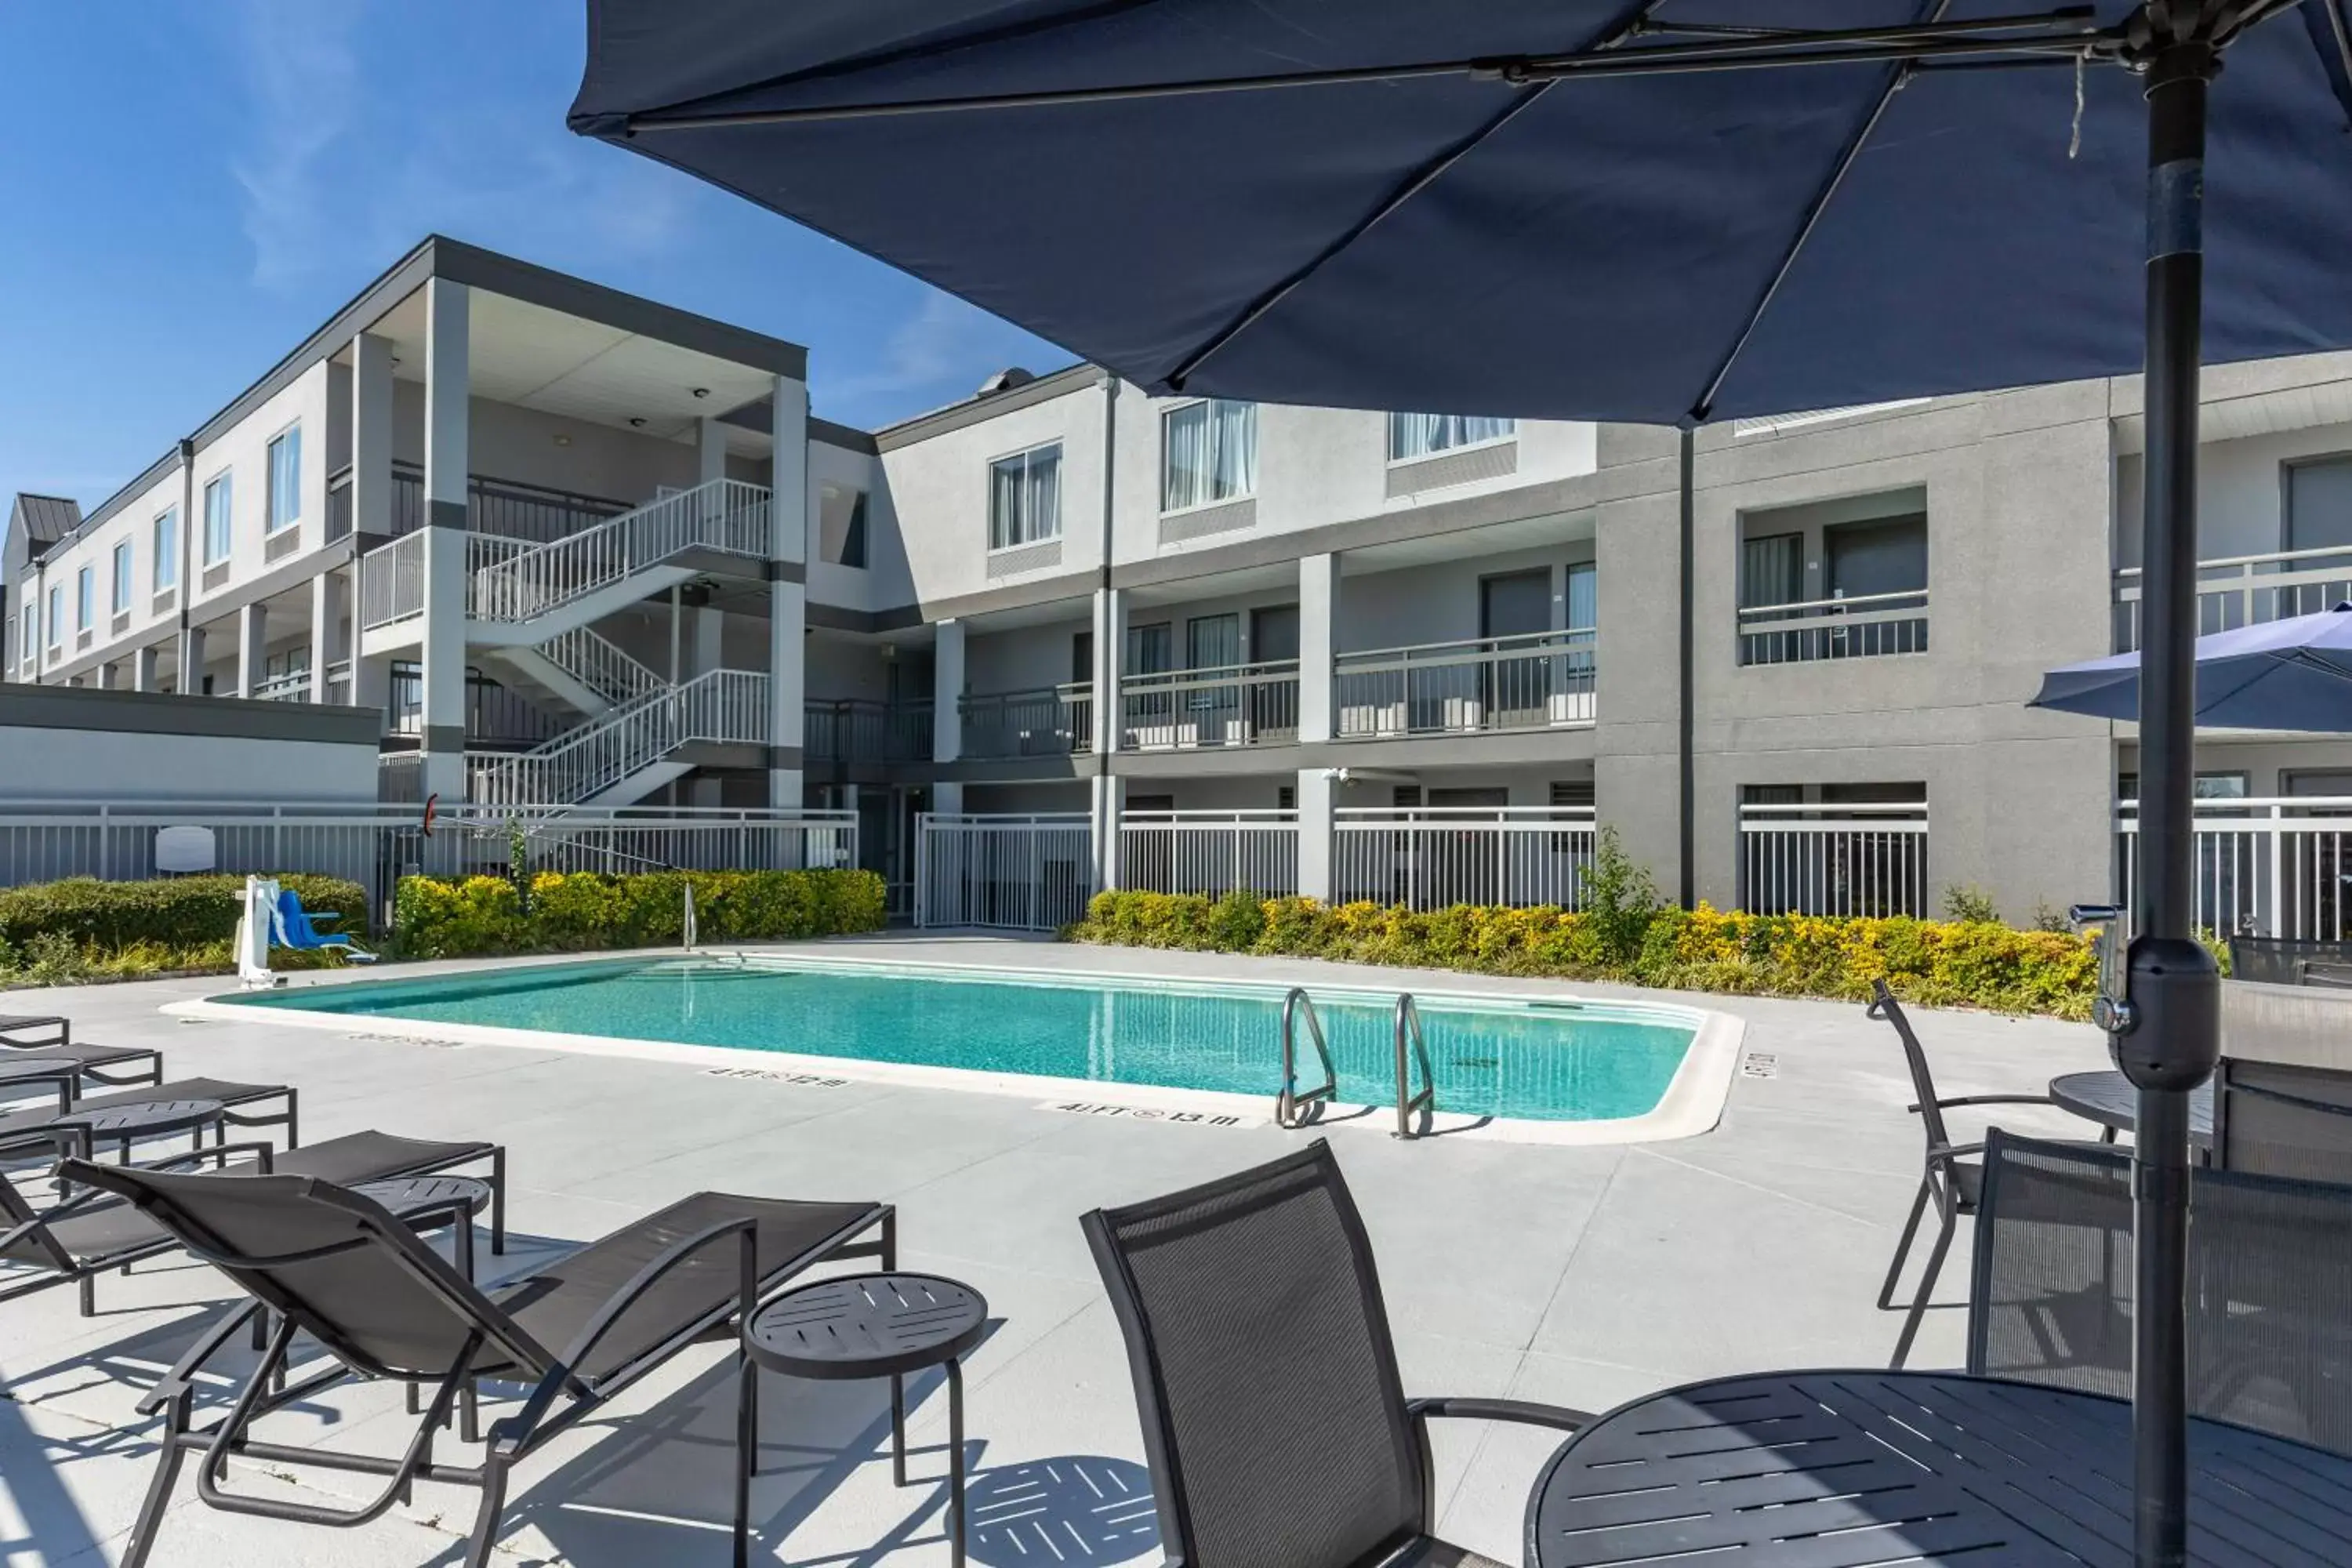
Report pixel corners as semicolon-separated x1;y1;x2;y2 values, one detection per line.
2112;545;2352;652
805;699;934;764
1117;810;1300;897
468;477;770;623
1737;588;1929;665
1393;993;1436;1140
1120;660;1299;750
1332;807;1597;911
466;668;771;808
358;531;426;629
1276;988;1337;1129
249;669;313;703
1739;801;1929;917
960;684;1091;760
913;812;1095;930
388;667;567;748
1334;630;1595;739
0;798;853;930
537;624;664;709
2117;797;2352;941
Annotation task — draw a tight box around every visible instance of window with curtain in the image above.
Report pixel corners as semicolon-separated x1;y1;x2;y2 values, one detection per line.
1161;399;1258;510
1739;532;1805;609
154;508;178;590
2286;455;2352;553
1388;413;1515;461
111;540;132;613
45;586;60;649
75;566;93;630
1566;562;1597;631
987;443;1062;549
203;474;233;564
266;427;301;534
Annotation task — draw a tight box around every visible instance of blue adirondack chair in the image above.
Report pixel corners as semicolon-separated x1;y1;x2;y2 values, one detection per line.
271;888;376;963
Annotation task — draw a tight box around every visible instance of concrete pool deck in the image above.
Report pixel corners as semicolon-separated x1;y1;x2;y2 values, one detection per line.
0;933;2112;1566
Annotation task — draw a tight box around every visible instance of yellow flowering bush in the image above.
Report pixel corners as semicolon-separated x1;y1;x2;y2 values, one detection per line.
391;868;886;959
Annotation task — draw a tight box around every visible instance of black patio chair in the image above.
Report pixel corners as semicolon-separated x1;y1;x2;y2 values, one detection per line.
1969;1129;2352;1455
1081;1138;1590;1568
2227;934;2352;988
1865;979;2061;1368
0;1012;164;1087
62;1159;891;1568
2213;1055;2352;1185
0;1127;504;1315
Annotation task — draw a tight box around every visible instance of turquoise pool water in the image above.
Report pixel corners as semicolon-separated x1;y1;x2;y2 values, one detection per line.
227;960;1698;1123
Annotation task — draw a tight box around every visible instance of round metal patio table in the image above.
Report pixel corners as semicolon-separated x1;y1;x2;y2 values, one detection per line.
47;1098;224;1163
355;1174;494;1280
744;1272;988;1568
2049;1069;2215;1148
0;1054;84;1112
1526;1369;2352;1567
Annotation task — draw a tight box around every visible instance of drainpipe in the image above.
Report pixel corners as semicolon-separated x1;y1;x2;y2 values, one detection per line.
176;437;197;693
1091;371;1121;891
1678;426;1697;909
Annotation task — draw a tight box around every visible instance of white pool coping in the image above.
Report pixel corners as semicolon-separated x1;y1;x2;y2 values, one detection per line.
166;947;1744;1147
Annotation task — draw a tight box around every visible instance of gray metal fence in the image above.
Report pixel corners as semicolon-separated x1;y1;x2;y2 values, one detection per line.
914;813;1096;930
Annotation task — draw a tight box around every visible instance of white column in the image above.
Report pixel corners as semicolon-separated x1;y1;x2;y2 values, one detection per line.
419;279;470;800
96;660;121;691
1296;768;1335;901
689;598;725;677
132;644;159;692
933;780;964;816
1091;771;1126;891
697;416;729;486
309;569;347;702
180;625;206;696
768;374;810;811
933;619;966;764
351;333;395;539
234;602;268;699
1091;586;1123;754
1298;552;1340;744
354;653;393;731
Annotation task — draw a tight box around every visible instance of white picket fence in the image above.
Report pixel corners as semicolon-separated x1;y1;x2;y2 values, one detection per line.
1738;802;1929;918
1117;811;1300;898
1333;808;1598;911
914;813;1097;931
2118;799;2352;940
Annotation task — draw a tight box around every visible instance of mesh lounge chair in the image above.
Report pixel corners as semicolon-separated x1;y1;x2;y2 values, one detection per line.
0;1013;164;1088
0;1129;503;1315
0;1077;298;1155
1865;979;2063;1368
1969;1128;2352;1454
62;1160;891;1568
2214;1055;2352;1185
1082;1139;1591;1568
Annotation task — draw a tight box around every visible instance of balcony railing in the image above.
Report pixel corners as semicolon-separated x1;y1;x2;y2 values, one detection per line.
1334;630;1594;740
961;684;1092;760
1117;810;1301;898
389;668;566;747
2112;545;2352;652
1738;801;1929;918
2118;797;2352;942
1332;807;1597;911
358;531;426;629
1120;661;1298;750
249;668;313;703
1738;589;1929;665
805;699;935;764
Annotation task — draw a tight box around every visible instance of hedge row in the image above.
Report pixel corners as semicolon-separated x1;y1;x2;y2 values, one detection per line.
0;873;370;949
1069;889;2105;1018
390;868;887;959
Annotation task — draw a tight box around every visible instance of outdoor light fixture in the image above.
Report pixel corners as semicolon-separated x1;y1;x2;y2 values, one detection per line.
628;417;647;427
691;387;710;398
552;434;572;447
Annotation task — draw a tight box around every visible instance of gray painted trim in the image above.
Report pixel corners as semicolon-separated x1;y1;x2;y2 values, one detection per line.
874;364;1103;452
424;501;466;530
68;235;808;544
189;538;358;630
810;417;880;455
1101;728;1598;779
419;724;467;753
762;745;807;771
0;684;385;746
764;559;808;585
929;753;1100;784
917;572;1098;624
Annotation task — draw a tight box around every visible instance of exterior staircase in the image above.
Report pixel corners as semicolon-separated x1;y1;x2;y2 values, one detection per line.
468;668;771;808
465;477;771;644
475;624;663;725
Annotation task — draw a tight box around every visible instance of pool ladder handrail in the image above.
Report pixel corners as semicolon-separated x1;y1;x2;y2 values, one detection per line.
1394;993;1438;1140
1277;988;1338;1129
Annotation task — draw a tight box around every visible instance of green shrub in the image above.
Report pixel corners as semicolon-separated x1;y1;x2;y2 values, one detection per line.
0;873;368;950
390;868;887;960
1940;884;2002;924
1068;890;2100;1018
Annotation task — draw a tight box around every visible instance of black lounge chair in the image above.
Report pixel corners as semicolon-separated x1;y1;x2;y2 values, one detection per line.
0;1013;163;1088
1970;1128;2352;1454
0;1078;298;1154
2214;1055;2352;1184
1082;1139;1590;1568
0;1129;504;1314
62;1160;892;1568
1865;979;2062;1368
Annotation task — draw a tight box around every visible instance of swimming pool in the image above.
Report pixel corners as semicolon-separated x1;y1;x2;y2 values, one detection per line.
211;956;1734;1139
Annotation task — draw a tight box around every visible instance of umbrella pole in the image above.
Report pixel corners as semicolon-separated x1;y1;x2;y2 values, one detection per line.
2129;34;2224;1568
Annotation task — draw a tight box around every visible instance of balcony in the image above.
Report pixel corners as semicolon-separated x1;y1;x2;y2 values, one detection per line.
388;666;565;749
961;684;1092;760
1737;589;1929;665
1120;662;1298;750
249;660;351;705
2112;545;2352;652
1334;630;1593;740
804;699;933;765
332;462;632;546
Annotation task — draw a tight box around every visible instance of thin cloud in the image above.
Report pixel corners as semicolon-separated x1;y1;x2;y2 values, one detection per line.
824;293;1058;414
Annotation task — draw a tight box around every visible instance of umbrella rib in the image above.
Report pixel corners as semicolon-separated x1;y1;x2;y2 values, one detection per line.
1686;1;1957;425
1160;0;1670;394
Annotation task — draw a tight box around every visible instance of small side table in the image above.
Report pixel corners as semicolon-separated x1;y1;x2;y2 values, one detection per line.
358;1174;497;1439
744;1272;988;1567
49;1098;225;1164
0;1056;84;1114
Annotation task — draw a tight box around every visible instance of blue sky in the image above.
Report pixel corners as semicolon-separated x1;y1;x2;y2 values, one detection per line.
0;2;1072;510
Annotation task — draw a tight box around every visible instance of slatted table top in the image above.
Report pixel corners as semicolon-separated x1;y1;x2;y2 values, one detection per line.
2048;1070;2214;1145
1526;1370;2352;1567
744;1272;986;1381
353;1174;492;1221
49;1098;224;1142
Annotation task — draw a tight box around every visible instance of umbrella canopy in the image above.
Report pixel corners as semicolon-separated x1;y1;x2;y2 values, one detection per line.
2035;603;2352;728
569;2;2352;426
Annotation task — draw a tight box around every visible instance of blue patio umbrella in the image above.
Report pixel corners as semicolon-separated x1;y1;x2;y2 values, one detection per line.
569;5;2352;1561
2034;603;2352;729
